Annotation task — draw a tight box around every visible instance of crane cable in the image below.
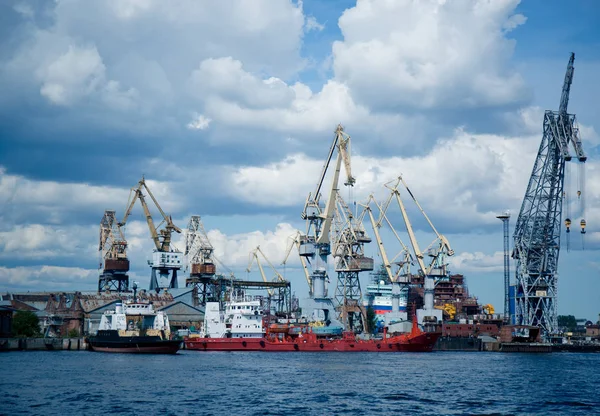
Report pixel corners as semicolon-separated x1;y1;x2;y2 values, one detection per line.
565;162;571;252
579;161;586;249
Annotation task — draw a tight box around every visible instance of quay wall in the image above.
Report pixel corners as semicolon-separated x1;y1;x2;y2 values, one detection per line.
0;338;88;351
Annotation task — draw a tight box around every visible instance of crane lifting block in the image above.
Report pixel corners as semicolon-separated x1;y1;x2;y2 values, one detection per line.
349;256;374;271
104;259;130;272
191;263;216;275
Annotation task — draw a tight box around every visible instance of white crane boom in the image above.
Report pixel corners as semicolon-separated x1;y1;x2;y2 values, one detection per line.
385;179;428;276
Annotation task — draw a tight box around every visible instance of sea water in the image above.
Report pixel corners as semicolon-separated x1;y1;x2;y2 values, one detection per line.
1;350;599;415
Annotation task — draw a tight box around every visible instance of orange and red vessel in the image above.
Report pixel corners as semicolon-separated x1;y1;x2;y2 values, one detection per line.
184;300;439;352
185;326;438;352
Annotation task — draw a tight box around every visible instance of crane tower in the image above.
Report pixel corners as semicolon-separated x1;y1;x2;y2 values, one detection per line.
98;210;129;292
513;53;586;337
298;124;353;331
332;191;373;332
120;177;183;292
185;215;217;304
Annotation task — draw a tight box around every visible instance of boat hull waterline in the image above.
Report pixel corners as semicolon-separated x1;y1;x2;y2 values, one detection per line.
88;336;182;354
185;332;439;352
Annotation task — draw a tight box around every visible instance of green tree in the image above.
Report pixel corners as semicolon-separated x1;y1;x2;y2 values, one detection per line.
12;311;41;337
366;305;378;334
558;315;577;331
67;328;80;338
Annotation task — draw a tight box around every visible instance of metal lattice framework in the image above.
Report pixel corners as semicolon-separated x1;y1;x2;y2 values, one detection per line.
184;215;217;304
513;53;586;336
98;210;129;292
185;215;215;268
332;191;373;331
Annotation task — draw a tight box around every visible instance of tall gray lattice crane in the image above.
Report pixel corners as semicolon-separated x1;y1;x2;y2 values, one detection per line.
513;53;586;337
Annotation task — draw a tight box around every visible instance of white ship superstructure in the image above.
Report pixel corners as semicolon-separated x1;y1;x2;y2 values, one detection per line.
203;295;265;338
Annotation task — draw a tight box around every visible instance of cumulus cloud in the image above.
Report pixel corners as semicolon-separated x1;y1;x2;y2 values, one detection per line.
0;224;96;260
304;16;324;32
0;169;182;226
208;222;300;269
449;251;505;273
187;113;211;130
332;0;529;110
189;56;426;141
0;265;98;290
225;128;540;226
38;45;105;105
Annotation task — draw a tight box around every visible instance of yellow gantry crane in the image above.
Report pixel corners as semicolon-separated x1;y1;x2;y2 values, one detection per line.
119;176;183;291
120;177;182;253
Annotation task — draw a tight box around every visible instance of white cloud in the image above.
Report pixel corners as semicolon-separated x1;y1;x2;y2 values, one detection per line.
0;265;98;290
227;153;321;207
191;57;296;110
332;0;529;110
225;128;539;224
580;124;600;146
208;222;300;269
108;0;155;20
0;169;182;225
190;57;422;138
0;224;96;260
13;2;34;19
187;113;211;130
305;16;324;32
38;45;105;105
449;251;505;273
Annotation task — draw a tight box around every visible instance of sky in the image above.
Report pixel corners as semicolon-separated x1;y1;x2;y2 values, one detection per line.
0;0;599;320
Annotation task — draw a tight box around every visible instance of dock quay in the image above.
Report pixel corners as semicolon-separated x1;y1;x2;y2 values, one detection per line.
0;338;88;352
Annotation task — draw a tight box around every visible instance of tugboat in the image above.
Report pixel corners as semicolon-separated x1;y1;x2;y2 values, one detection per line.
185;294;439;352
87;284;181;354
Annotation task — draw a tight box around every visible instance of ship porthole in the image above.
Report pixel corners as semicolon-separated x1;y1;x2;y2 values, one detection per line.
319;343;324;349
242;341;247;347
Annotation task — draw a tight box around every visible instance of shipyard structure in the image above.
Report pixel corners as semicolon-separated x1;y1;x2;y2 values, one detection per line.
1;54;596;353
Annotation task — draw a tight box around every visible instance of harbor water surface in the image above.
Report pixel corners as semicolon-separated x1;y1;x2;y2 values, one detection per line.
1;351;599;415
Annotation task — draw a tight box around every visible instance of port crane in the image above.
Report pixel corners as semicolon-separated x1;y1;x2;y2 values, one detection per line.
331;190;373;332
98;210;130;292
184;215;217;305
120;177;183;292
373;176;455;326
513;53;586;337
247;246;291;314
282;230;312;292
298;124;354;328
361;195;413;328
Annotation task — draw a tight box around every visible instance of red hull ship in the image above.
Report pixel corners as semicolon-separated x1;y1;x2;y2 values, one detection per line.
185;313;439;353
185;330;438;352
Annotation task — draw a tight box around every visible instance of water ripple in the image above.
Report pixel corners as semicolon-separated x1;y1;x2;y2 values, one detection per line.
1;351;599;415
